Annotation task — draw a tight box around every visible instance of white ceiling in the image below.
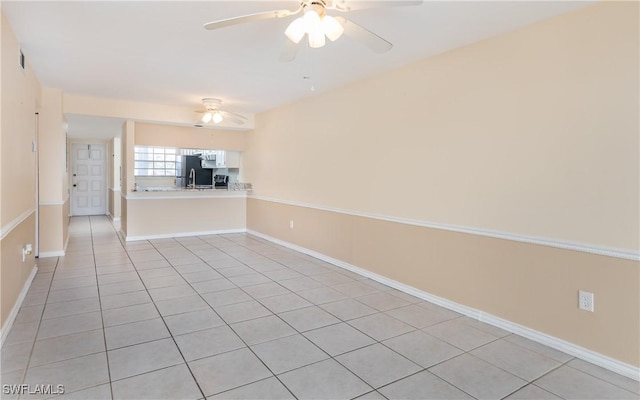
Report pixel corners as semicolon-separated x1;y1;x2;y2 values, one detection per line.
4;1;591;117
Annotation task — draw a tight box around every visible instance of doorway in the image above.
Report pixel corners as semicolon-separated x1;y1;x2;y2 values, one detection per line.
71;143;106;216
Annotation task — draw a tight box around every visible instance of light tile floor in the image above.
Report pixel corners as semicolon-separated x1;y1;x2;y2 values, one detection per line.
1;216;638;400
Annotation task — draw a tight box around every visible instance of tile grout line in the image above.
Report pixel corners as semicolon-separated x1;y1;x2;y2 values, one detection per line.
11;256;58;400
13;217;634;399
137;233;505;398
88;215;116;400
113;228;208;399
147;234;301;399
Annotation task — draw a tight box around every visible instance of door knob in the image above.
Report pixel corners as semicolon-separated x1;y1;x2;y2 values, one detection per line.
73;184;77;187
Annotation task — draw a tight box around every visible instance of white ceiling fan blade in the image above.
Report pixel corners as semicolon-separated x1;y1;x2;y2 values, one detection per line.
331;0;423;12
335;17;392;53
279;39;302;63
204;9;296;30
220;110;247;125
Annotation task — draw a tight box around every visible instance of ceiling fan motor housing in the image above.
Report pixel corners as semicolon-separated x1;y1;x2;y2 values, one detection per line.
202;98;222;110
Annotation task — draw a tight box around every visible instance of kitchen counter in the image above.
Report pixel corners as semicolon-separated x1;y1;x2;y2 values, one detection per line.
127;186;250;199
134;186;247;192
121;188;248;240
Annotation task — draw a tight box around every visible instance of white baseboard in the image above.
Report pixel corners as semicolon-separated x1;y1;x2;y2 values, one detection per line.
247;229;640;382
38;227;70;258
0;265;38;345
106;212;120;223
125;228;247;242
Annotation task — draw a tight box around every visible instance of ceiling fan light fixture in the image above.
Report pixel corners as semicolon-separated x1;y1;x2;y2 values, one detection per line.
212;111;223;124
302;9;321;33
321;15;344;41
201;112;213;124
285;17;306;43
308;29;325;48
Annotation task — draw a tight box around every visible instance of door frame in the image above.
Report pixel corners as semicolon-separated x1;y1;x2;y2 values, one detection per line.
35;112;40;257
69;140;108;216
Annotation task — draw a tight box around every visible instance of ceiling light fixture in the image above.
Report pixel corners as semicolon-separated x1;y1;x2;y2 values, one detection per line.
199;111;224;125
212;111;223;124
201;112;213;124
284;3;344;48
194;98;248;128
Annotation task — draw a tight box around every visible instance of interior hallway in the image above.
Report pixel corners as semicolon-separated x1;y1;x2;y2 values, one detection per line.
1;216;638;399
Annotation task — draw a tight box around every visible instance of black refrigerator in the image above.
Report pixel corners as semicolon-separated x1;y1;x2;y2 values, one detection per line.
181;155;213;186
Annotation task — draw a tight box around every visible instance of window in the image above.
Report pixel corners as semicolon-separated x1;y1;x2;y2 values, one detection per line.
134;146;181;176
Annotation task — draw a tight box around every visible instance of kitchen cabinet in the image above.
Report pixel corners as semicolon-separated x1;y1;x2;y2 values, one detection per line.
225;151;240;168
212;150;240;168
215;150;226;167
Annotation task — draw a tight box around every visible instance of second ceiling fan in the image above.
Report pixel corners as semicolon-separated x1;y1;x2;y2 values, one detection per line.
204;0;423;61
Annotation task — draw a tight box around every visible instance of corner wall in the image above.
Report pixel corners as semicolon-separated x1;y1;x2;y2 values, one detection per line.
1;12;40;332
244;2;639;368
38;87;69;256
108;136;121;221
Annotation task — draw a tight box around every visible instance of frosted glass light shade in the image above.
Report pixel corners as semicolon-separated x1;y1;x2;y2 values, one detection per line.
308;30;326;48
321;15;344;41
285;17;305;43
212;111;223;124
201;112;213;123
303;10;321;33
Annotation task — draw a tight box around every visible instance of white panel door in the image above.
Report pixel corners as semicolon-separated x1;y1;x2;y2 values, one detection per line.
71;143;106;216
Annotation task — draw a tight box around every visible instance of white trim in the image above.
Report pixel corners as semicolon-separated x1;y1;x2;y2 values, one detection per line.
249;196;639;261
109;187;121;192
125;193;247;200
39;201;64;206
39;197;69;206
247;229;640;382
125;228;247;242
38;250;65;257
0;265;38;345
36;217;70;258
0;208;36;240
106;212;120;223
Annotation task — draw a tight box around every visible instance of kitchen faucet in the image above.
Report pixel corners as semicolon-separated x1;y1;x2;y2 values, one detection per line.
189;168;196;188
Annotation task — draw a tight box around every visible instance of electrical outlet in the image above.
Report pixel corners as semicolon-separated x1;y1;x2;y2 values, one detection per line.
289;220;294;229
578;290;594;312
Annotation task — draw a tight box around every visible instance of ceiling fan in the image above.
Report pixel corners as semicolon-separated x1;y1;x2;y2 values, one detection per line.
194;98;248;127
203;0;423;61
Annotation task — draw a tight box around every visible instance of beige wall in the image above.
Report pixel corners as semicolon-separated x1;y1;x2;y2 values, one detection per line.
135;122;247;151
38;199;69;255
1;13;40;330
39;204;63;254
1;214;37;329
248;199;639;366
108;137;121;220
244;2;639;252
1;13;39;227
244;2;640;367
120;121;134;235
125;196;246;239
39;87;66;202
38;87;69;254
